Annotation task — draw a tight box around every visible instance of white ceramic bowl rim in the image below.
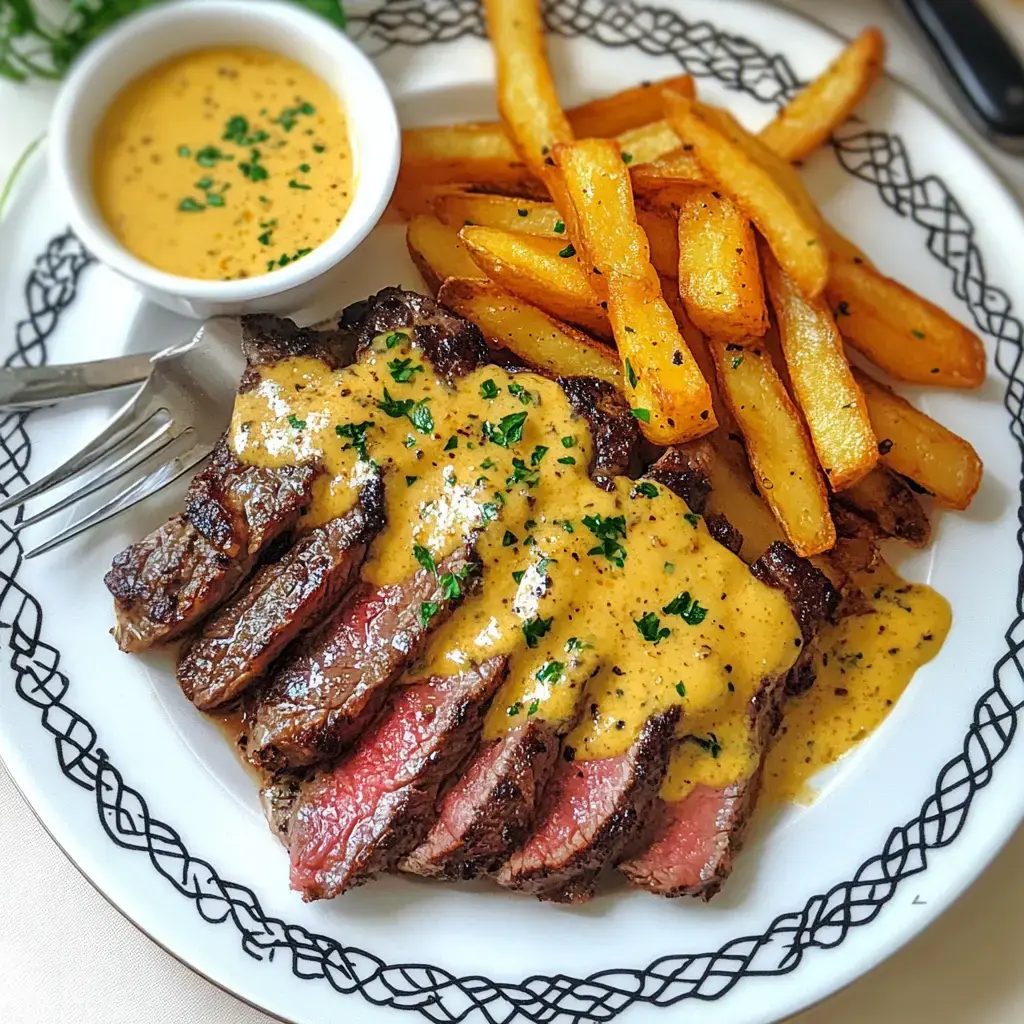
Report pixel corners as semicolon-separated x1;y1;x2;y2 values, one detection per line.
49;0;400;306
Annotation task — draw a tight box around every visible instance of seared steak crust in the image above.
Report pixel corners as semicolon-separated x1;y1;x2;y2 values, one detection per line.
179;477;386;710
557;377;642;488
400;720;560;880
248;542;481;771
497;709;680;902
289;657;507;900
647;441;714;513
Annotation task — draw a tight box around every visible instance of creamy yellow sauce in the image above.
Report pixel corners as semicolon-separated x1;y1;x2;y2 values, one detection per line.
93;47;354;280
230;333;801;778
763;564;951;803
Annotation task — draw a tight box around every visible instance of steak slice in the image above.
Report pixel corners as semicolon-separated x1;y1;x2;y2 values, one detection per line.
620;542;838;899
248;542;481;771
400;719;560;880
496;709;680;903
557;376;642;488
178;476;386;710
289;656;507;900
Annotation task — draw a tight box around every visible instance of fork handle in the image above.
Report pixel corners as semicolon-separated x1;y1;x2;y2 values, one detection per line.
0;353;155;409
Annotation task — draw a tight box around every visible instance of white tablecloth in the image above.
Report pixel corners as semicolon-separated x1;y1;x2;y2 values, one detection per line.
4;1;1024;1021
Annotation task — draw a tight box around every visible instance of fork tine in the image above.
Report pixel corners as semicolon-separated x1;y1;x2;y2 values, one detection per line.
13;418;180;532
24;440;213;559
0;385;157;514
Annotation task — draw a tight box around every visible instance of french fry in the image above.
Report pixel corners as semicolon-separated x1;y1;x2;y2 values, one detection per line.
675;188;767;341
662;90;828;298
828;257;986;388
438;278;621;386
618;119;686;167
555;138;716;444
853;368;983;509
459;225;612;340
434;191;564;237
406;215;485;295
483;0;573;206
569;75;694;138
762;248;877;489
635;202;681;281
710;339;835;556
759;28;886;162
630;147;706;195
832;467;930;547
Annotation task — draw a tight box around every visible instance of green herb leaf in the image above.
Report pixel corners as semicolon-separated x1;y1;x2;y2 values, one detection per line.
582;513;627;567
557;455;576;465
178;197;205;212
413;544;437;576
409;399;434;434
288;178;312;190
553;219;566;234
634;481;658;498
377;387;414;419
334;420;375;461
635;611;670;644
675;682;687;697
530;445;549;466
507;702;522;716
506;457;540;489
385;331;407;349
662;590;708;625
683;512;700;528
507;382;534;405
286;413;306;430
558;243;576;258
444;435;458;451
731;355;744;369
483;411;528;448
535;660;565;683
527;699;540;716
439;572;462;600
522;615;553;648
692;732;722;758
479;379;500;399
502;530;519;547
621;151;633;164
512;569;526;584
419;601;440;627
625;358;638;389
631;407;651;423
405;475;418;486
387;357;424;383
517;208;528;217
561;435;576;448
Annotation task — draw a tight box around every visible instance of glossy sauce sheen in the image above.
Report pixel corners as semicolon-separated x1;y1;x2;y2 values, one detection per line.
230;334;801;788
763;565;951;803
93;47;353;280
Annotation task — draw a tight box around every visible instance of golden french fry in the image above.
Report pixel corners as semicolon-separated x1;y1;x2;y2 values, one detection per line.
629;147;706;195
762;249;877;490
459;225;612;340
828;257;986;388
662;91;828;298
759;28;886;162
635;202;680;281
618;120;685;167
675;188;767;341
832;467;930;548
438;277;621;386
710;339;835;556
406;215;485;295
853;368;983;509
434;190;564;237
569;75;694;138
554;137;716;444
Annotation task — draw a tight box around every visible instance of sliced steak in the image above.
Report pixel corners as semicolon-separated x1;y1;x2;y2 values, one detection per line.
647;440;714;512
288;656;507;900
178;477;386;710
248;542;481;771
620;543;838;899
496;709;680;903
400;719;560;880
557;376;642;488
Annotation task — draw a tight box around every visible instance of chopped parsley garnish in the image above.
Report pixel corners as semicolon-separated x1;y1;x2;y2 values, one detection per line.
518;208;529;217
480;458;496;470
413;544;437;575
912;329;926;339
443;435;458;451
635;611;670;644
271;100;315;132
266;247;312;271
439;572;462;600
527;699;540;716
403;435;417;448
558;243;576;258
480;379;500;399
522;615;553;648
335;420;375;461
731;355;744;369
286;413;306;430
582;513;627;567
507;702;521;716
662;591;708;625
405;475;418;486
524;519;538;530
683;512;700;528
419;601;440;627
561;435;576;448
634;482;658;498
378;388;414;419
631;407;651;423
664;561;675;573
479;501;500;522
483;411;528;448
625;358;638;389
558;456;576;465
177;145;191;158
553;220;566;234
506;458;540;489
675;682;687;697
621;151;634;164
299;163;311;173
507;382;534;405
239;148;268;182
536;660;564;683
693;733;722;758
195;145;233;168
288;179;312;190
313;143;326;153
565;636;591;654
530;445;549;466
557;519;575;534
221;115;268;146
387;357;424;383
178;197;204;212
512;569;526;584
385;331;407;349
502;530;518;547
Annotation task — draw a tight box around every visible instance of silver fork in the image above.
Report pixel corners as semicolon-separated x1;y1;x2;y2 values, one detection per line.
0;318;246;558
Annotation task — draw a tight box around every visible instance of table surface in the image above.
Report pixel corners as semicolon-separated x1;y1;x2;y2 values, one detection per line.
4;1;1024;1021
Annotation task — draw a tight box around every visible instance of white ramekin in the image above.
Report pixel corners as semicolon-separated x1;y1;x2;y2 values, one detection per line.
49;0;399;320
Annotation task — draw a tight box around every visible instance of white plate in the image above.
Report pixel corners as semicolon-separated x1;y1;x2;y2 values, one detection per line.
1;2;1022;1023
